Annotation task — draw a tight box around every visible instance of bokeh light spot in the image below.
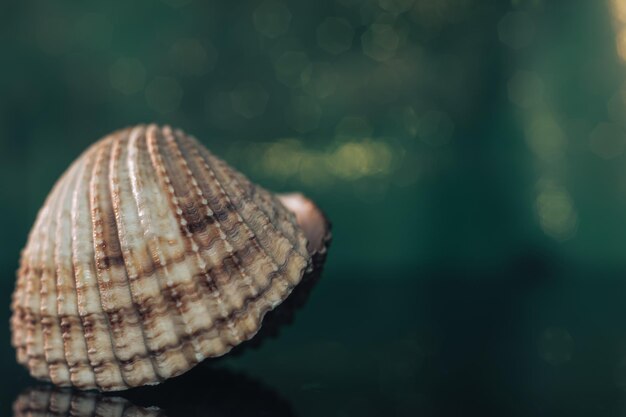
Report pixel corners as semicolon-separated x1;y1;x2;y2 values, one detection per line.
538;327;574;365
316;17;354;55
109;58;146;95
535;179;578;241
262;139;303;178
285;96;321;133
230;82;270;118
145;76;183;114
497;11;534;49
253;1;292;39
611;0;626;24
617;28;626;62
169;38;217;76
234;136;400;186
589;122;625;159
525;114;565;161
362;24;400;62
329;140;393;180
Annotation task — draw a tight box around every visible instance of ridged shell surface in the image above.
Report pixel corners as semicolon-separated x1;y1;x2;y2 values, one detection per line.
10;124;312;391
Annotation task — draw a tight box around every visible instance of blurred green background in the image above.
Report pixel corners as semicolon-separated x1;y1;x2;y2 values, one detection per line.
5;0;626;415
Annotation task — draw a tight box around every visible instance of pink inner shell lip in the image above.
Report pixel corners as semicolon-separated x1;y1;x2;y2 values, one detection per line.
277;193;329;257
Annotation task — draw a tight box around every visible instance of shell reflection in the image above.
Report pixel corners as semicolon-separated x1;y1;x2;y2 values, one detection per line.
12;366;298;417
13;387;164;417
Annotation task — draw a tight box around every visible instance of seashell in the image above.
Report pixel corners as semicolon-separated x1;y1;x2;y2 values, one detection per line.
10;124;331;391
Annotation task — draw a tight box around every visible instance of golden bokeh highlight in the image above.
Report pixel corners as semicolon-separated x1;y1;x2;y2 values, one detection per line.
611;0;626;61
231;136;398;189
535;179;578;241
612;0;626;23
524;113;565;161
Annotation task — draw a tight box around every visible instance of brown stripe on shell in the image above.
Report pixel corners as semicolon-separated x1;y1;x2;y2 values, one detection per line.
16;269;293;371
190;137;305;275
131;125;211;363
172;130;289;305
12;224;41;365
224;161;308;260
10;269;28;364
110;127;190;380
24;190;53;380
72;145;127;390
146;125;246;353
172;130;310;346
12;217;46;366
39;161;74;386
228;165;309;261
109;128;169;384
55;153;98;389
91;129;159;388
151;125;250;346
24;157;94;383
184;133;309;286
164;127;265;309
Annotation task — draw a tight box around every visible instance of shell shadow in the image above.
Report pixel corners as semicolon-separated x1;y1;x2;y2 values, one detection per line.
13;367;296;417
